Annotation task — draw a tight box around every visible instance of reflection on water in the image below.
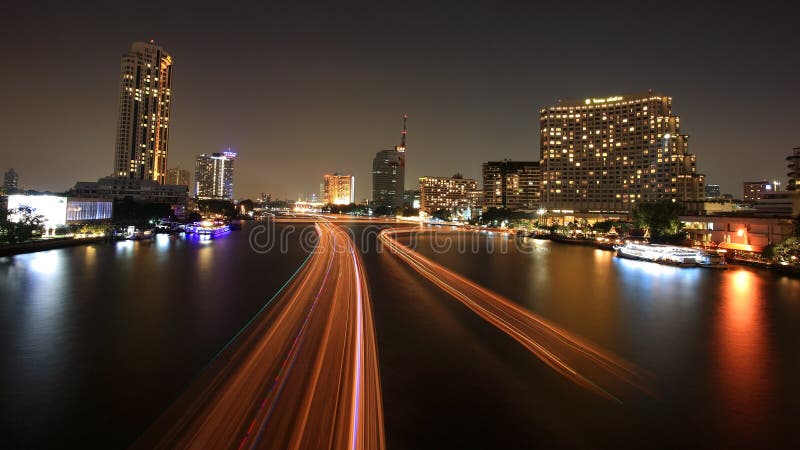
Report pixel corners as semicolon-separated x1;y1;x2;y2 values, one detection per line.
713;269;774;442
0;226;310;449
411;234;799;448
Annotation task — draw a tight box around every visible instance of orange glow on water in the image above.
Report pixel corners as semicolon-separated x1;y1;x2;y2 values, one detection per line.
713;269;774;443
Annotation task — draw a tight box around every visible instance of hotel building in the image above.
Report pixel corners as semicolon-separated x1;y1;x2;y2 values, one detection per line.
419;174;480;217
195;151;236;200
323;173;355;205
482;160;541;211
113;41;173;183
539;92;704;213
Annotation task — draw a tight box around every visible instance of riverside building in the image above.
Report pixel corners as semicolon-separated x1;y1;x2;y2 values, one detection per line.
322;173;355;205
539;92;704;213
112;41;173;183
419;174;480;218
482;160;541;211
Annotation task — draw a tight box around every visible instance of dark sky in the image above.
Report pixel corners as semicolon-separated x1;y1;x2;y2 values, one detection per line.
1;1;798;200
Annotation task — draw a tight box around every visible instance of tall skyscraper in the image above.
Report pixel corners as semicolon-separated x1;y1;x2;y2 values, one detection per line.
3;168;19;193
113;41;173;184
195;151;236;200
322;173;355;205
166;168;190;188
419;174;481;218
482;160;541;211
539;92;704;213
372;115;407;208
787;146;799;191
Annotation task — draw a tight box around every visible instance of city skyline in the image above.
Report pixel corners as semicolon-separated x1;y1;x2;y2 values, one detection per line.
1;2;798;201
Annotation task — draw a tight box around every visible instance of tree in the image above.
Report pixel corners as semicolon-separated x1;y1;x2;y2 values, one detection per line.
768;237;800;264
630;200;685;243
372;205;395;217
0;206;45;243
431;209;451;221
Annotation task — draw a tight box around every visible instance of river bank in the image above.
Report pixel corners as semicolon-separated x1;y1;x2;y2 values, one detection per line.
0;236;109;257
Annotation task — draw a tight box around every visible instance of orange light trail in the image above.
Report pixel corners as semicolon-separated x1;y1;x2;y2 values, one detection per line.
380;227;654;403
135;220;384;450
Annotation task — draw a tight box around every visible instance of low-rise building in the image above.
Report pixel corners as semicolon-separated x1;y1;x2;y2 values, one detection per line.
72;177;188;204
6;194;113;231
681;214;796;253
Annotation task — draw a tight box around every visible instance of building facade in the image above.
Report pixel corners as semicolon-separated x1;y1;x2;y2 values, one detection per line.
372;149;405;208
682;215;796;253
704;184;721;199
166;168;190;188
787;146;799;191
743;180;774;201
195;151;236;200
539;93;704;213
113;42;173;184
419;174;480;218
322;173;355;205
3;168;18;193
72;177;187;204
482;160;541;211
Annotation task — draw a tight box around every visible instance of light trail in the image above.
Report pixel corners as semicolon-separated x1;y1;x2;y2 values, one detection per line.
380;227;655;403
134;220;384;450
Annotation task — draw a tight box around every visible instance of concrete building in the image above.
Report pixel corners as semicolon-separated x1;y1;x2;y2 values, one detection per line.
539;92;704;213
322;173;355;205
787;146;799;191
166;168;191;188
72;177;187;204
753;190;800;216
482;160;541;211
195;151;236;200
682;214;796;253
3;168;18;193
112;41;173;183
419;174;480;219
743;180;774;201
704;184;721;199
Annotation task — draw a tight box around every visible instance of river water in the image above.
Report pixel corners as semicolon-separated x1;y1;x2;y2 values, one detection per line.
1;223;799;449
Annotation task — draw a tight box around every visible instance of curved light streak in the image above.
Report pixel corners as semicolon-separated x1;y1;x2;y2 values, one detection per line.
136;219;384;450
380;227;654;403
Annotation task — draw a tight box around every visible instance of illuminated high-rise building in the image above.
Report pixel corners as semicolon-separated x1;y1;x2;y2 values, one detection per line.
539;92;704;213
419;174;480;217
323;173;355;205
372;114;407;208
166;168;190;188
482;160;541;211
195;151;236;200
113;41;173;183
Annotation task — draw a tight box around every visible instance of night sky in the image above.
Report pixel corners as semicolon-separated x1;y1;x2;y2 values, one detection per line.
1;1;798;200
